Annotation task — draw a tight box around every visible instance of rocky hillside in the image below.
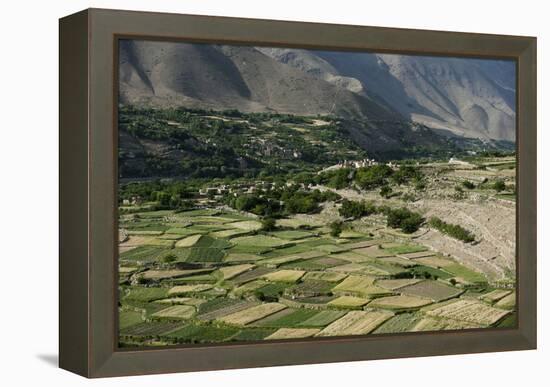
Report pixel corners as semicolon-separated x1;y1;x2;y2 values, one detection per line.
119;40;516;142
119;40;397;122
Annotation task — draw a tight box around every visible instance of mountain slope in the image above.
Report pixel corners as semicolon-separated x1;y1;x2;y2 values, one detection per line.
263;49;516;141
119;40;516;142
119;40;398;122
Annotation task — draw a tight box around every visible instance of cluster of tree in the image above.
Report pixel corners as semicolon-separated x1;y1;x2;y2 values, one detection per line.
225;187;340;217
338;199;424;233
428;217;475;243
118;180;203;212
316;168;352;189
355;165;394;189
339;199;377;219
121;106;371;179
119;180;197;202
390;165;424;185
316;164;425;192
227;194;282;217
477;150;516;158
385;207;424;234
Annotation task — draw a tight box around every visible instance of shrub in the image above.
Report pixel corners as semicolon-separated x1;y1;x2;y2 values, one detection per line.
493;179;506;192
380;185;393;198
329;221;343;237
414;180;426;191
401;193;416;202
462;180;475;189
161;253;177;263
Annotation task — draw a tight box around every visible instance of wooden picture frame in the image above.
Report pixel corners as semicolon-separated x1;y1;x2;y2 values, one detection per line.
59;8;537;378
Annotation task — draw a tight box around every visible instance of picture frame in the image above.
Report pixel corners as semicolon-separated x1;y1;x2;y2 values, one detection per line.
59;8;537;378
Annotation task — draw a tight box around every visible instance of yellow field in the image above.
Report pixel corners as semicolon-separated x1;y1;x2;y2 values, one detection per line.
303;271;348;282
229;220;262;231
265;328;320;340
411;317;482;332
328;263;371;273
263;270;305;283
231;280;268;297
414;256;455;268
353;246;393;258
480;289;512;303
376;278;422;290
175;234;202;247
141;268;211;281
331;275;391;297
151;305;195;319
368;295;432;310
495;292;516;309
154;297;206;306
426;299;510;325
317;310;393;336
333;251;373;263
219;264;255;280
118;266;139;274
119;235;155;247
219;303;287;325
168;284;213;295
328;296;370;309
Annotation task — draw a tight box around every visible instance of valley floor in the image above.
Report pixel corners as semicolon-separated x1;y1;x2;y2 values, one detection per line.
118;155;516;346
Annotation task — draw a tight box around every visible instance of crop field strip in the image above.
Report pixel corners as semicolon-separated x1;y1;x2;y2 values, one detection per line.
266;328;321;340
317;310;394;336
397;280;463;302
218;303;288;325
424;299;510;325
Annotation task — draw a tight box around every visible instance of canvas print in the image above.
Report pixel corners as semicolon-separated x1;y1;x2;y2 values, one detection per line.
117;39;516;347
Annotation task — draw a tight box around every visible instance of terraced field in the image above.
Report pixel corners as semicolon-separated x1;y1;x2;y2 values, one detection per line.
118;208;516;347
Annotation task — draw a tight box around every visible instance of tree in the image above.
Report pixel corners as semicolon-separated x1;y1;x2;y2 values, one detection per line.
400;212;424;233
235;195;259;212
261;217;277;231
386;208;424;233
329;221;343;237
285;195;317;214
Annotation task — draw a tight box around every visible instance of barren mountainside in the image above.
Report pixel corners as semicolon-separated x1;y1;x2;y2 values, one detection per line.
119;40;516;141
